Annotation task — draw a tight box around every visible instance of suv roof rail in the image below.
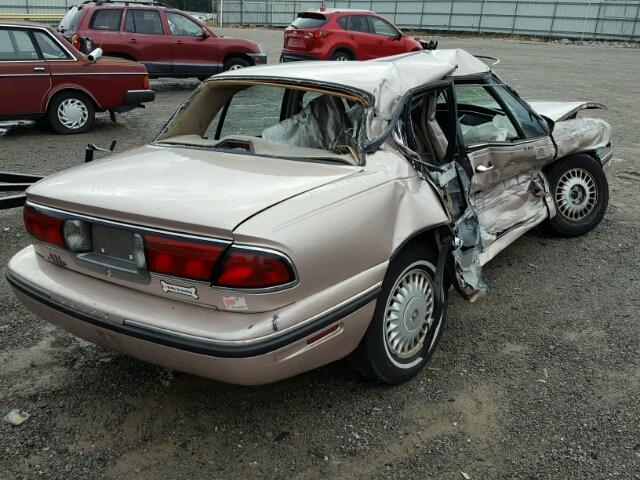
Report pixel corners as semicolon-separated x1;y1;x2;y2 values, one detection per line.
80;0;173;7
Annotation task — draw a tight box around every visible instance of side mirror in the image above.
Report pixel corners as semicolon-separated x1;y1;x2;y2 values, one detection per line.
542;115;555;133
394;32;402;40
201;28;210;38
87;47;102;63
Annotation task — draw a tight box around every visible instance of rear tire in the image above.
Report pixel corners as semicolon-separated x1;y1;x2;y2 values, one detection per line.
330;50;353;61
224;57;250;71
48;91;95;135
545;154;609;237
348;244;447;385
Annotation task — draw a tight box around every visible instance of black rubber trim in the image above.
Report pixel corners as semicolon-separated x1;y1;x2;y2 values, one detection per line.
279;52;318;62
123;89;155;106
247;53;268;64
6;268;379;359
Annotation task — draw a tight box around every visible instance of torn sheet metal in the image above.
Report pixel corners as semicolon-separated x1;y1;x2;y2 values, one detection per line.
466;136;555;193
472;171;550;250
528;101;606;122
552;118;612;160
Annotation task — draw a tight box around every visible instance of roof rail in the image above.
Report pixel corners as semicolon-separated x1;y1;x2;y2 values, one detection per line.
80;0;173;8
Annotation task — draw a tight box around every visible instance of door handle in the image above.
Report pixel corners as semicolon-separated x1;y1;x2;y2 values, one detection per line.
348;35;355;40
128;38;137;43
475;163;494;172
176;40;183;44
33;66;45;71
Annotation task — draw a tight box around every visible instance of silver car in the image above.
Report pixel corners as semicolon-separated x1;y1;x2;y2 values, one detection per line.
6;50;612;385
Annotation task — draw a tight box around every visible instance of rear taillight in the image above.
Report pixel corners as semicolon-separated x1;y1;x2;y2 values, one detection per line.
215;247;294;289
23;206;64;248
145;235;224;282
71;34;80;50
142;75;149;89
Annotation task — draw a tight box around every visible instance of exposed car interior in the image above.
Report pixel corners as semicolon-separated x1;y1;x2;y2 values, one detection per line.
156;82;366;164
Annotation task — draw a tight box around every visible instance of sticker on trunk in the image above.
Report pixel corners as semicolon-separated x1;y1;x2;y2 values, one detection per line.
223;296;248;311
160;280;198;299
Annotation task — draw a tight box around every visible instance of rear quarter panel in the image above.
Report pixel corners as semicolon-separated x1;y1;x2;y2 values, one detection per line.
233;150;449;312
48;58;147;110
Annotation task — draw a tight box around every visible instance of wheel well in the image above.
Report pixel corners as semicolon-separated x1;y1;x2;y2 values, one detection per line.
224;52;252;66
46;89;98;113
391;228;440;263
330;46;355;59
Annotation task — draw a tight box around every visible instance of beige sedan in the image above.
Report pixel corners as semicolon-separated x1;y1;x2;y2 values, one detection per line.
6;50;612;385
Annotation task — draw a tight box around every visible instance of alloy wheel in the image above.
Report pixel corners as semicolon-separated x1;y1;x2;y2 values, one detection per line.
555;168;598;221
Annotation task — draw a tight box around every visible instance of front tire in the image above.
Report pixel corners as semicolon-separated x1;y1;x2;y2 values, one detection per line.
224;57;250;71
48;91;95;134
349;244;447;384
546;154;609;236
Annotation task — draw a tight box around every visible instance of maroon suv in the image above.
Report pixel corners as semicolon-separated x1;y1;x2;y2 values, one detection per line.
59;1;267;80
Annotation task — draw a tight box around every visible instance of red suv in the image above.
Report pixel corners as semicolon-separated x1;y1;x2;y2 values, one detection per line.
59;1;267;79
0;21;154;134
281;8;423;62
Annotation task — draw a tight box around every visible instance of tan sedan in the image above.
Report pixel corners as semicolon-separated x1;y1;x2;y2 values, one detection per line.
6;50;612;385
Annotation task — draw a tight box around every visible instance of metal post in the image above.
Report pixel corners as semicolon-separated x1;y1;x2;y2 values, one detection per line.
548;1;558;39
393;0;398;25
240;0;244;26
448;0;455;31
580;1;592;42
220;0;223;26
631;1;640;41
593;1;603;40
419;0;425;29
478;0;485;34
25;0;30;15
511;0;519;35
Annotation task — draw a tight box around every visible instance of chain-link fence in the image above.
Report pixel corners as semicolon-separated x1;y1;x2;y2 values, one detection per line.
220;0;640;41
1;0;638;40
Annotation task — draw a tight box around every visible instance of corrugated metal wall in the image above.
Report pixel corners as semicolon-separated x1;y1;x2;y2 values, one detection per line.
1;0;638;40
220;0;640;40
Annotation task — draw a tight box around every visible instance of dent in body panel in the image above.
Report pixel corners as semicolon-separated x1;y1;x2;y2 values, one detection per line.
552;118;612;161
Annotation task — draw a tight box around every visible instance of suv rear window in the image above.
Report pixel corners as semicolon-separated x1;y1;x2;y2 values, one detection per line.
124;10;163;35
290;13;326;29
89;9;123;31
59;6;83;34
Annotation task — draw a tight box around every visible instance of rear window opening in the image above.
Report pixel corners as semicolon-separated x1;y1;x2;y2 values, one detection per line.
155;81;366;165
290;13;327;29
59;6;83;34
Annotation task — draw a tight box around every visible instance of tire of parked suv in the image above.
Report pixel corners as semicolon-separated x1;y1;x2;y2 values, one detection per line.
48;91;95;135
348;243;447;384
545;154;609;237
224;57;251;71
330;49;354;61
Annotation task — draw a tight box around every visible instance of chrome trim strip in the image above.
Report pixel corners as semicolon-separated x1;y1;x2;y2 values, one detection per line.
27;202;232;246
50;72;146;76
0;73;49;77
124;282;382;347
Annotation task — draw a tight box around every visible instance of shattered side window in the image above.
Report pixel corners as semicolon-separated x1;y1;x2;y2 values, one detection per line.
455;84;518;145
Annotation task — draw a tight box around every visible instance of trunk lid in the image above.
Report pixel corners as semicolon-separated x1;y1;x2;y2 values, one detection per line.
26;145;359;238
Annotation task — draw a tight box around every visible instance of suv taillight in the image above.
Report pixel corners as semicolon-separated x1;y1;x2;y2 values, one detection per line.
215;247;294;288
23;206;64;248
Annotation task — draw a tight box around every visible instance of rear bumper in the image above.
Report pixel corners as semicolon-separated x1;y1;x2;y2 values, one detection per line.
247;53;268;65
280;51;319;62
123;89;155;106
7;246;377;385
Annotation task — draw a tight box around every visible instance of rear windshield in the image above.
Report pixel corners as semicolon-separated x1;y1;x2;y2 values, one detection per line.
290;13;327;29
59;6;83;33
155;82;366;164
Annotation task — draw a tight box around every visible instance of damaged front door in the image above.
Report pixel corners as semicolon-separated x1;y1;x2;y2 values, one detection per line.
456;78;557;264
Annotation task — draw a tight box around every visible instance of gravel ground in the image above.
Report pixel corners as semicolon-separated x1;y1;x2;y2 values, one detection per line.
1;29;639;480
